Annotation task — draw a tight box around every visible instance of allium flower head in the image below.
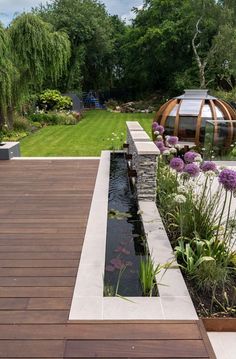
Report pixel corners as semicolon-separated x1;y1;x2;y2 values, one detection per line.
152;122;159;131
167;136;178;146
201;161;217;173
219;169;236;191
170;157;185;172
184;151;198;163
156;124;164;134
162;149;170;155
174;194;187;204
155;141;165;150
156;135;163;141
184;163;200;177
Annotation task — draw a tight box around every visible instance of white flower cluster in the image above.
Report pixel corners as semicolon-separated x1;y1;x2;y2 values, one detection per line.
205;170;217;178
177;185;187;194
170;147;177;154
174;194;187;204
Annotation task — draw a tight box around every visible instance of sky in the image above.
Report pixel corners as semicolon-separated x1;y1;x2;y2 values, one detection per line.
0;0;143;26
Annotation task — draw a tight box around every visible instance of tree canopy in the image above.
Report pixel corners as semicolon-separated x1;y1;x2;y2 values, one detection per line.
0;13;71;129
1;0;236;121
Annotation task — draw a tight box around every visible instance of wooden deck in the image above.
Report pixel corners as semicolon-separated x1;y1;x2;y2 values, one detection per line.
0;159;216;358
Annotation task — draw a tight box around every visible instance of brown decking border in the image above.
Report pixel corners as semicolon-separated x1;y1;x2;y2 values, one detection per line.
0;159;216;358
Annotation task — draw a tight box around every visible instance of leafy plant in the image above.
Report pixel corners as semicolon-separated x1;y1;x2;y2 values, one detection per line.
139;256;170;297
175;236;235;291
105;99;119;110
108;209;132;220
29;112;77;126
175;238;215;277
13;116;31;131
39;90;72;111
103;283;115;297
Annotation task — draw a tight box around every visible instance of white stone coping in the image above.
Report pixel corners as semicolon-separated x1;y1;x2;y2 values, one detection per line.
69;150;198;320
13;157;100;160
208;332;236;359
135;141;160;155
0;142;19;149
129;130;151;141
126;121;144;131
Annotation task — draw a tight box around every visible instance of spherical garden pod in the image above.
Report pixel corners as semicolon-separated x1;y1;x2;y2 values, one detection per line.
154;89;236;146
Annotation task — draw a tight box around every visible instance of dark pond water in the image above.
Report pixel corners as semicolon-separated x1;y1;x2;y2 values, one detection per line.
104;152;148;297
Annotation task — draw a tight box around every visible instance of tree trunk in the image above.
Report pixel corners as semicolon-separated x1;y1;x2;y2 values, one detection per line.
199;65;206;89
7;106;14;130
0;107;6;130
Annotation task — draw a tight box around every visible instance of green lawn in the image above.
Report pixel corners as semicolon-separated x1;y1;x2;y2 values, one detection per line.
20;110;153;156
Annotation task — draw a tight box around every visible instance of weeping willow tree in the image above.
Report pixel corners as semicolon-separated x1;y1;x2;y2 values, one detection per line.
0;24;15;129
0;13;71;129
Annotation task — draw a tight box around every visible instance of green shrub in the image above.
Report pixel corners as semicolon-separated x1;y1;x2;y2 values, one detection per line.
29;112;77;126
212;88;236;103
13;116;31;131
175;237;235;292
2;131;28;141
39;89;72;111
105;99;119;110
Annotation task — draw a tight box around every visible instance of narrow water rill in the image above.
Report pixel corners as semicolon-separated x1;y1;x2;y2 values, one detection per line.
104;153;157;297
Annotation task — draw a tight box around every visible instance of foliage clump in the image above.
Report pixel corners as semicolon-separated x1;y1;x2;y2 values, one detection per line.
38;90;72;111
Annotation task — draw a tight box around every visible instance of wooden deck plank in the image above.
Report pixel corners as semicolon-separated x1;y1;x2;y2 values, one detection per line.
0;323;201;340
0;159;216;358
0;268;77;277
64;339;207;358
0;276;75;286
0;287;73;297
0;340;65;358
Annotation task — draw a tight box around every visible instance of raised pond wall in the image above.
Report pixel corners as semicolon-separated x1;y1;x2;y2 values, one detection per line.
126;123;160;201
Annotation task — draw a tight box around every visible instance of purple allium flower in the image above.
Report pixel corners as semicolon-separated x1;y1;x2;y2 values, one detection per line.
152;122;159;131
219;169;236;191
156;124;164;134
201;161;217;173
167;136;178;146
170;157;185;172
184;151;198;163
184;163;200;177
155;141;165;150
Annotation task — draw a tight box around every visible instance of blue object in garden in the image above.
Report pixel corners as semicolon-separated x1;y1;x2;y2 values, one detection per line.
84;91;104;109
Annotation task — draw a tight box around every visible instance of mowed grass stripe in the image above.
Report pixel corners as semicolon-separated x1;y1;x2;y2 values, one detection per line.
20;110;153;156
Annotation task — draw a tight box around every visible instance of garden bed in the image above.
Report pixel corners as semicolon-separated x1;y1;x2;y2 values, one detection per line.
152;122;236;327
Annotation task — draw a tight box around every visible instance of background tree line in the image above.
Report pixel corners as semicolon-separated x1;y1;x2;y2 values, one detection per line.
1;0;236;129
34;0;236;97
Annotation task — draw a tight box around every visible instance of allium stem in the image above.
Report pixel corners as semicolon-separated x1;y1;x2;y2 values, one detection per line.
199;177;208;210
216;190;228;241
179;204;183;238
224;191;233;239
